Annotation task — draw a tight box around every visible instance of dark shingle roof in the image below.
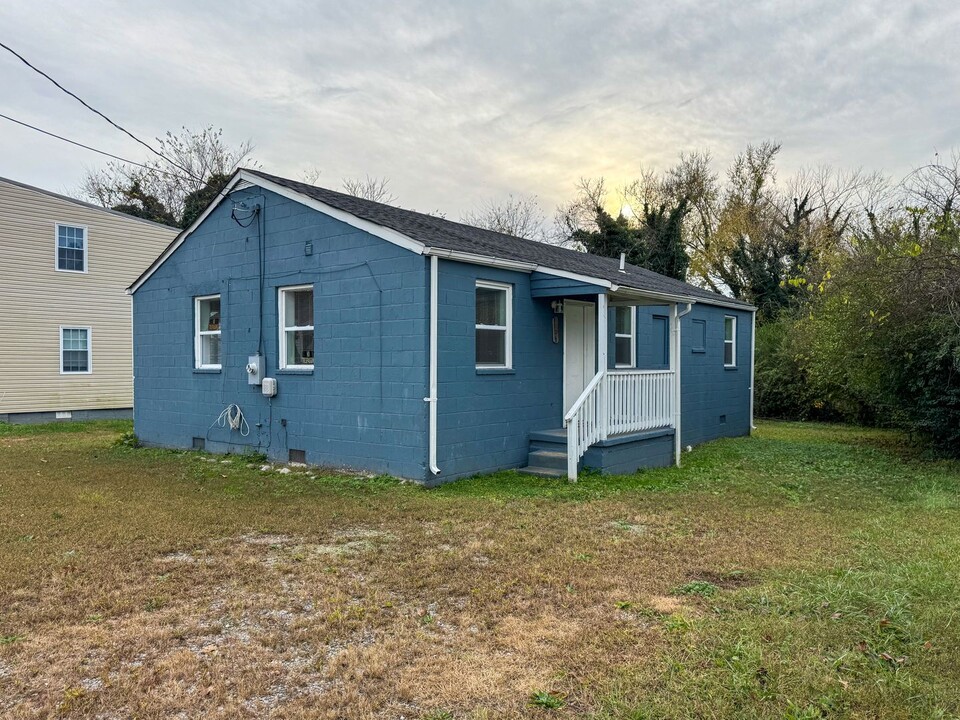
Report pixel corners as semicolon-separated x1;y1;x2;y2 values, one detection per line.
246;169;753;310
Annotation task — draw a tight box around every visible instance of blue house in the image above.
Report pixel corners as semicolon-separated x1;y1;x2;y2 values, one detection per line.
129;170;756;484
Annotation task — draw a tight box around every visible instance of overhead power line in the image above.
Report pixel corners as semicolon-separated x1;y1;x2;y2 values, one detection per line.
0;40;196;178
0;112;185;179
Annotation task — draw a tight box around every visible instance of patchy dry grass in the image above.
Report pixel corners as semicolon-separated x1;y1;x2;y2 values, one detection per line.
1;421;959;718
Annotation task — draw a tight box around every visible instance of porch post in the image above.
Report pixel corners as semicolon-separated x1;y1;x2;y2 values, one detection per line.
597;292;609;440
670;303;682;467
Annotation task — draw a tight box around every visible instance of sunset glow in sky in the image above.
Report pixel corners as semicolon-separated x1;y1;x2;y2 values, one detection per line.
2;1;958;217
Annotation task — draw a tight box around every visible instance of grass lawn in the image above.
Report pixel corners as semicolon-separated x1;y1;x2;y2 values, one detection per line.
2;421;960;719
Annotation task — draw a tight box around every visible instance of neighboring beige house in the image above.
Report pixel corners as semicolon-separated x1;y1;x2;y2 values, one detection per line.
0;176;178;422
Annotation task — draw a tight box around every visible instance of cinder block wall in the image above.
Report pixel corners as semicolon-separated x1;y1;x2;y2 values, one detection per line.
132;187;429;480
434;260;563;481
675;304;753;446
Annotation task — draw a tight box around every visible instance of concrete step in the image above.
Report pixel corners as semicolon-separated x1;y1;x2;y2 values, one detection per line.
518;465;567;478
526;449;567;471
529;428;568;445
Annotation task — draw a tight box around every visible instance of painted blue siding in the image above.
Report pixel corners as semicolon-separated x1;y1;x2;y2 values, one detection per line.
132;187;429;479
679;304;753;446
530;272;605;298
434;261;562;481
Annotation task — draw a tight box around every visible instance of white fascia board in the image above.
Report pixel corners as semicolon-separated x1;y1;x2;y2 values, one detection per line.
706;299;757;312
128;169;427;294
425;249;618;289
244;171;425;255
535;265;615;289
611;285;701;306
127;172;246;294
614;284;755;311
423;247;538;272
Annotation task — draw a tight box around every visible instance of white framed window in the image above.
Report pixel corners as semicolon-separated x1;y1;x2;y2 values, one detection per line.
194;295;222;369
60;327;91;374
55;223;88;273
279;285;314;369
475;280;512;368
614;306;636;368
724;316;737;367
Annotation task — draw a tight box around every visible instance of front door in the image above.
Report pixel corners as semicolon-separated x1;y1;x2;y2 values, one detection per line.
563;300;597;415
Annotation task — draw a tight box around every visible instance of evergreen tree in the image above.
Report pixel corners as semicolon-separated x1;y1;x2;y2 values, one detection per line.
111;181;176;226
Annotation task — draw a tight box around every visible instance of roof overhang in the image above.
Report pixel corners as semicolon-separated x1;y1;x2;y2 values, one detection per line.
127;169;755;312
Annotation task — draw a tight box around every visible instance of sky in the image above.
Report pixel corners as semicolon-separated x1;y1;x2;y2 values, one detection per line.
2;0;959;219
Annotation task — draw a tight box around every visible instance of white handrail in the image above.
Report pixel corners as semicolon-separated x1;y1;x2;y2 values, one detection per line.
564;369;606;482
563;369;605;424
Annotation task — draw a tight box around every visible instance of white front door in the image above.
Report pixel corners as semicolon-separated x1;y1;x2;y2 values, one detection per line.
563;300;597;415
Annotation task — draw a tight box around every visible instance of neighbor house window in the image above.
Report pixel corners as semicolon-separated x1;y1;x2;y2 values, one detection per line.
475;281;512;368
60;327;91;374
56;224;87;272
195;295;221;369
724;316;737;367
279;285;314;369
614;306;636;367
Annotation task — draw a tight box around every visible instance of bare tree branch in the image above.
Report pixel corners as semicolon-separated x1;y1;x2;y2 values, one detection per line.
462;194;547;240
341;175;397;204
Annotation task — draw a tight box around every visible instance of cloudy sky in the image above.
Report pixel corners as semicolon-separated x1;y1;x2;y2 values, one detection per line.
2;0;958;217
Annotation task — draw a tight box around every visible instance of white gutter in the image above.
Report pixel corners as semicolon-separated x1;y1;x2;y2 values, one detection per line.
673;302;694;467
425;255;441;475
423;247;538;272
750;308;757;431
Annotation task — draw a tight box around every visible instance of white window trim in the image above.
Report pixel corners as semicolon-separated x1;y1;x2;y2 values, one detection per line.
194;295;222;369
614;306;637;368
475;280;513;369
724;315;737;368
54;223;89;274
59;326;92;375
279;284;315;370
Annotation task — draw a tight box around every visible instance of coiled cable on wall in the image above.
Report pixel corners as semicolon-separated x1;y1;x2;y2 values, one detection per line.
214;404;250;437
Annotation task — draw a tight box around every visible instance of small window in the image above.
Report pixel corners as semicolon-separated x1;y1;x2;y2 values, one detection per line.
56;224;87;272
652;315;669;368
195;295;222;369
724;316;737;367
691;319;707;353
475;281;512;368
60;327;91;374
614;306;636;367
279;286;314;369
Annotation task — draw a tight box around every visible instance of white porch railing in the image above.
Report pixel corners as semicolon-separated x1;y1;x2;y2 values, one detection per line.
605;369;674;435
563;368;675;481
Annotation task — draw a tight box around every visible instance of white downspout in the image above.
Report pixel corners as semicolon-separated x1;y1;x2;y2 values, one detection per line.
597;292;609;440
750;308;757;431
672;302;694;467
426;255;440;476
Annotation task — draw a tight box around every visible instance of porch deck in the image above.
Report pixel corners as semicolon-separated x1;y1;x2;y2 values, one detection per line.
520;426;675;478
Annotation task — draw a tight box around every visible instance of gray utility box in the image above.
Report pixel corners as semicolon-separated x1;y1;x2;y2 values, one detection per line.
246;353;264;385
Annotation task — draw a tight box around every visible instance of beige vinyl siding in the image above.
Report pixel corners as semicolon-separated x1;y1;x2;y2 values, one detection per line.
0;179;178;415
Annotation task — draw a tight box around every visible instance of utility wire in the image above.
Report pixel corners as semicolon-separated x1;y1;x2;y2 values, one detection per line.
0;112;186;179
0;40;197;179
